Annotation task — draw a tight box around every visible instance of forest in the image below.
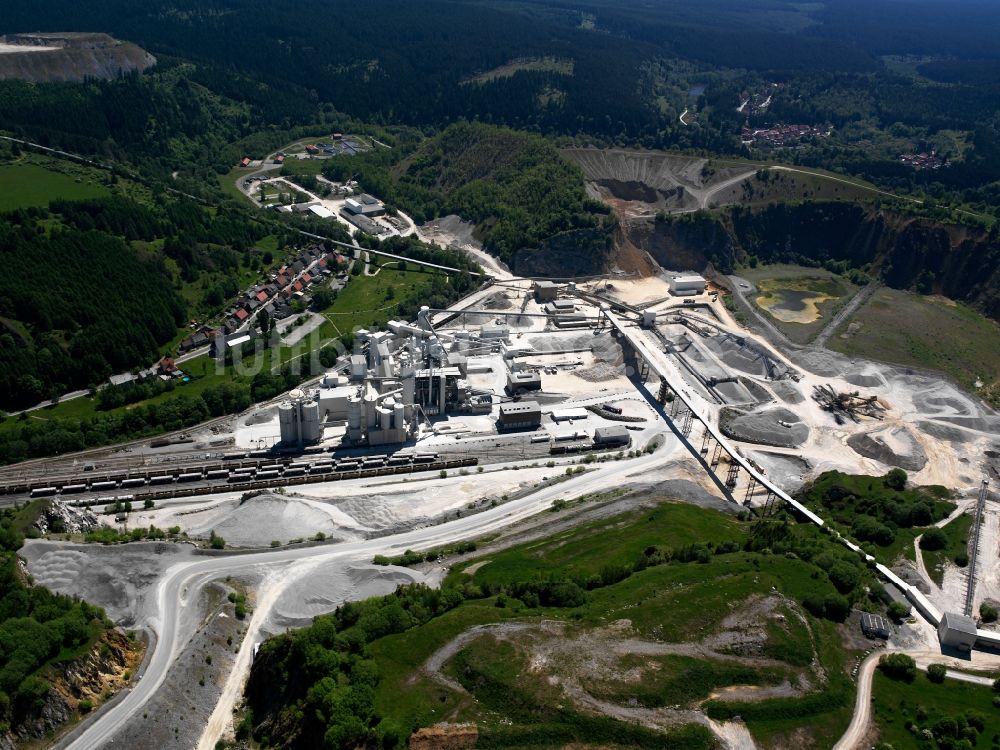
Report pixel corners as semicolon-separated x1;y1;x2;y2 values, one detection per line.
0;186;283;410
0;0;996;205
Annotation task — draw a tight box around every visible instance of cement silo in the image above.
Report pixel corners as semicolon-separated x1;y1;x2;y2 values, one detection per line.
347;391;363;443
278;401;297;445
300;399;322;443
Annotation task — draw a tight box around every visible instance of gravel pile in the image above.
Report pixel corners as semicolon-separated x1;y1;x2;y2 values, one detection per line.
846;426;927;472
719;406;808;448
185;493;367;547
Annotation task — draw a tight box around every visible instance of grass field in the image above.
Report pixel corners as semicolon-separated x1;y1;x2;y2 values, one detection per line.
369;502;860;750
0;161;108;211
739;264;860;344
829;287;1000;408
872;669;1000;749
463;56;574;85
922;512;973;586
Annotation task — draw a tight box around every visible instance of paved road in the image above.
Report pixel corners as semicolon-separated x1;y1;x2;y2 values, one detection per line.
65;443;674;749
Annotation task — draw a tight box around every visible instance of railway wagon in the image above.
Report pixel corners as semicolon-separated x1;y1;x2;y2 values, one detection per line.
149;475;174;485
177;472;203;482
90;480;118;491
121;478;147;488
206;469;229;480
61;484;87;494
30;487;57;498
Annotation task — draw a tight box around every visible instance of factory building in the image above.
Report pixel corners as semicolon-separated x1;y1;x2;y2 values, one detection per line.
938;612;978;652
669;274;706;296
322;308;496;446
594;425;630;447
344;193;385;216
278;389;323;447
498;401;542;430
507;369;542;393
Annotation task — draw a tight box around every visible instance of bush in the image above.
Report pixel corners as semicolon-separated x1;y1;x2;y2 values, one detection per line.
920;527;948;551
209;531;226;550
879;653;916;682
78;698;93;713
954;551;969;567
981;603;998;623
887;601;911;621
884;468;908;490
927;663;947;683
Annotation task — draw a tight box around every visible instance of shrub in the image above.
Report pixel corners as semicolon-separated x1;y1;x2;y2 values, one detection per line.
879;653;916;682
954;551;969;567
209;531;226;550
78;698;93;713
981;603;998;623
887;601;911;622
920;528;947;551
884;468;908;490
270;540;281;548
927;663;947;683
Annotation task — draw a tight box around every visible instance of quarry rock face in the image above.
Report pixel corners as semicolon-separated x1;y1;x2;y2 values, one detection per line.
0;33;155;82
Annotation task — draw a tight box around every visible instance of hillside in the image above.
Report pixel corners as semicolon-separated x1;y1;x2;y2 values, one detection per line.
323;122;615;275
0;503;137;747
0;33;154;82
241;486;906;749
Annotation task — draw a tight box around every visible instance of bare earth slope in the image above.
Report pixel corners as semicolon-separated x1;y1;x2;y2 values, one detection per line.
0;33;155;82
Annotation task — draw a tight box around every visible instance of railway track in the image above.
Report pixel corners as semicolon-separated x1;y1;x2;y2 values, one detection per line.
2;452;463;499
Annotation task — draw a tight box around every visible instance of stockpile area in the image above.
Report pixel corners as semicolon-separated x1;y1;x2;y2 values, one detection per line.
183;492;370;546
847;425;927;472
719;406;809;448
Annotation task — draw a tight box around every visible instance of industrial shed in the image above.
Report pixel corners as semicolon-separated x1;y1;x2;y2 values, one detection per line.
938;612;978;652
594;425;630;447
498;401;542;430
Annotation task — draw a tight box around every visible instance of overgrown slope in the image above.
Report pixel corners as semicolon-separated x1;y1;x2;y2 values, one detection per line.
325;122;615;274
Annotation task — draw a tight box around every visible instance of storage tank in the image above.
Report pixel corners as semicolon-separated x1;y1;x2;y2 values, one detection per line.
393;400;405;431
278;401;298;445
300;400;322;443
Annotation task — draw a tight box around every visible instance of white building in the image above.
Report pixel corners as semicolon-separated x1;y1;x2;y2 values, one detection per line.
344;193;385;216
308;204;335;220
669;274;706;296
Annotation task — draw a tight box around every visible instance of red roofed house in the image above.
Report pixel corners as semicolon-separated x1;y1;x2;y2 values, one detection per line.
235;308;249;322
300;272;312;285
291;280;304;292
305;145;320;155
255;290;269;303
240;157;251;168
274;154;285;164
